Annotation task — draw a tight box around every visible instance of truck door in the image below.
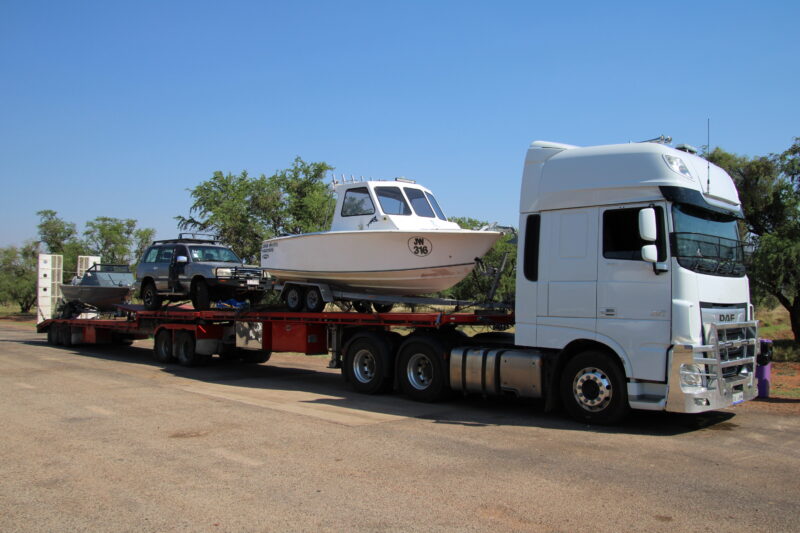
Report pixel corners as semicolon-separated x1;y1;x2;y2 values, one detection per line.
597;203;670;382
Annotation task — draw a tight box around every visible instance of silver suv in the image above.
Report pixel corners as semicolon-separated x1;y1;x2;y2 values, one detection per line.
134;236;267;310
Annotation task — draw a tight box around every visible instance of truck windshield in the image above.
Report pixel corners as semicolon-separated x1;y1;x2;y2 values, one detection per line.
671;204;746;277
189;246;241;263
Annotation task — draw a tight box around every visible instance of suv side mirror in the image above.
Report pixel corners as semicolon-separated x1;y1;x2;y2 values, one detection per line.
175;255;188;264
638;207;657;242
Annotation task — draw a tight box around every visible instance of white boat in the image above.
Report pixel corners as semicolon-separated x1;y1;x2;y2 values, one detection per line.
260;179;501;296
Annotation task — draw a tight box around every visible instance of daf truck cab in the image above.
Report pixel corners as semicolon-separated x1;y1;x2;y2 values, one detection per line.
513;140;756;422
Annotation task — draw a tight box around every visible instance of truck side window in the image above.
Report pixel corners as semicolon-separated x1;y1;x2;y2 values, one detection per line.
523;214;540;281
341;187;375;217
603;207;666;261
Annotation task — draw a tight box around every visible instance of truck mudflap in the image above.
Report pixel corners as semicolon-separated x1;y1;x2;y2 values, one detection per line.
666;320;759;413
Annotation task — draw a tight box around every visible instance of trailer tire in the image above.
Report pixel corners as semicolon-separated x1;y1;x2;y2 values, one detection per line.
59;324;73;347
192;280;211;310
304;287;326;313
284;285;305;312
47;325;58;345
153;329;175;363
344;332;393;394
560;350;629;425
240;350;271;364
397;336;449;402
175;331;209;366
142;281;162;311
353;300;372;314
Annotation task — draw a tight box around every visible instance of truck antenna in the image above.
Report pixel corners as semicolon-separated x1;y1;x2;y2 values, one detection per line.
707;118;711;194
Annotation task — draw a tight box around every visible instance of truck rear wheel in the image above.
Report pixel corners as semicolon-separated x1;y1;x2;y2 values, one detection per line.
560;350;629;425
47;325;58;345
344;332;393;394
153;329;175;363
59;324;73;347
397;336;448;402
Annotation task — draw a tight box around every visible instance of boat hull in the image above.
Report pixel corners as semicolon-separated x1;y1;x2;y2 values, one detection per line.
261;230;501;295
60;285;132;310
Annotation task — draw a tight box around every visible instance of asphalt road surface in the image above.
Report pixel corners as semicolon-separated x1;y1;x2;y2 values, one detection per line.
1;323;798;532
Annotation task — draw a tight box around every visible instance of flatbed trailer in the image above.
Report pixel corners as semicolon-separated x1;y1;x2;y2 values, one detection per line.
37;305;516;402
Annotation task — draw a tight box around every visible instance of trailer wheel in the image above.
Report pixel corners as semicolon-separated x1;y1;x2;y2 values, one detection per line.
153;329;175;363
59;324;73;347
47;325;58;345
192;280;211;310
175;331;209;366
353;300;372;314
304;287;326;313
142;281;162;311
373;303;394;313
344;332;393;394
240;350;271;364
284;285;305;312
560;350;629;425
397;336;448;402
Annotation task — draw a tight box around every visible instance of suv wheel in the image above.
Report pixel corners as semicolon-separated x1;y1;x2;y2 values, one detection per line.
192;279;211;310
142;281;162;311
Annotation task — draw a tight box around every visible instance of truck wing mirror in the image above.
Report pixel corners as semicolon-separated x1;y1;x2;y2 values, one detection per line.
638;208;657;242
641;244;658;263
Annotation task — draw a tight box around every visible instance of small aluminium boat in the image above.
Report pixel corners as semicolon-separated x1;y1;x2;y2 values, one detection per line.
60;264;134;311
260;179;501;298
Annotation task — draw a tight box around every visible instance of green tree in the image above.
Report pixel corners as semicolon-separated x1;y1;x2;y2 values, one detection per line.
0;241;39;313
177;157;334;262
708;138;800;342
440;217;517;304
36;210;77;253
83;217;138;264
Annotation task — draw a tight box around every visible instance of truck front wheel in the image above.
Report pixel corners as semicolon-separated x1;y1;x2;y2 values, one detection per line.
560;351;629;425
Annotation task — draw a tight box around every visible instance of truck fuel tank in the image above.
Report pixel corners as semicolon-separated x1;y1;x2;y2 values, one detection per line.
450;347;543;398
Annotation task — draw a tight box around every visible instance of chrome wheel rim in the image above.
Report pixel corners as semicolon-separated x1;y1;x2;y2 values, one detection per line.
286;289;301;310
353;349;376;384
572;366;613;412
406;353;432;390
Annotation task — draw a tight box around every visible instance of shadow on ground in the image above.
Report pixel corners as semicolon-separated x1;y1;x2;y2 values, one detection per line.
18;332;738;437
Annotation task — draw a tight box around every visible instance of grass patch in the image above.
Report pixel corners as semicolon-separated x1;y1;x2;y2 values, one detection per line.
0;303;36;320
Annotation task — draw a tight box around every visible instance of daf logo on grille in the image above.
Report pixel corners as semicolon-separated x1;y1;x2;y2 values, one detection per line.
719;313;736;322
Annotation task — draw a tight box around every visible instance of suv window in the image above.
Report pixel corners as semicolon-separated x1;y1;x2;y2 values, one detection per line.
155;246;175;263
189;246;240;262
143;247;159;263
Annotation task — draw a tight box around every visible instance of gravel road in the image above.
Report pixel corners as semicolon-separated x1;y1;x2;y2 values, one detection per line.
1;324;798;532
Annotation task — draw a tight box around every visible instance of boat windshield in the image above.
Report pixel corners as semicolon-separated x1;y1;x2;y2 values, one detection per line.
190;246;241;263
425;192;447;220
404;188;435;218
671;204;746;277
375;186;412;215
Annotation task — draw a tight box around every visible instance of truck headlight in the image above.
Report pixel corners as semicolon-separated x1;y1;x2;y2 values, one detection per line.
680;364;703;388
663;154;693;180
216;267;233;278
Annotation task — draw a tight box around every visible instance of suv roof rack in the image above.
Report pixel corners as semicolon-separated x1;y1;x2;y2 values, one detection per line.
152;233;221;245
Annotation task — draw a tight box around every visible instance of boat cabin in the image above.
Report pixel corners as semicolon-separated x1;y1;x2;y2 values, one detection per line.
331;179;461;232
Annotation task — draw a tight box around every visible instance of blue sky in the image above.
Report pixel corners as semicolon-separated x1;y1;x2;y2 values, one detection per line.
1;0;798;248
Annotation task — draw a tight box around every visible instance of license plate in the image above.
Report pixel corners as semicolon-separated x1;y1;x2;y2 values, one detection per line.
246;279;259;286
732;391;744;404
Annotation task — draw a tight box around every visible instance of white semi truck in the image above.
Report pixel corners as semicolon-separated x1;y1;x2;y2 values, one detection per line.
39;139;760;424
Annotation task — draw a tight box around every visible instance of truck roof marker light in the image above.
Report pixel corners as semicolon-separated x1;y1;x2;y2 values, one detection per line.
663;154;693;181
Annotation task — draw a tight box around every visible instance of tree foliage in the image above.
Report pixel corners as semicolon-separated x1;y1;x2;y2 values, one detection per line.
83;217;138;264
439;217;517;304
0;241;39;313
708;138;800;341
176;157;334;262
